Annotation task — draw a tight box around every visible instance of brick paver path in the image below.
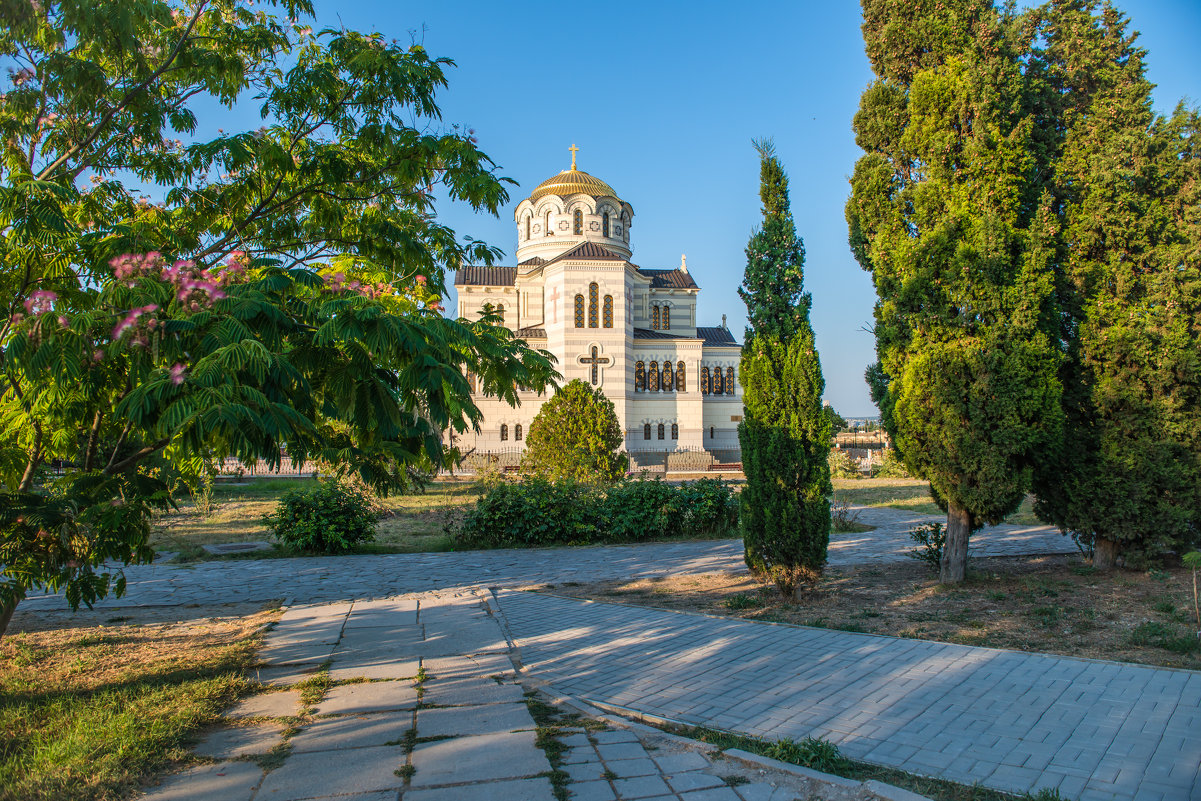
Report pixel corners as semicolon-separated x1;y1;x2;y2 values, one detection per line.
23;507;1072;611
496;590;1201;801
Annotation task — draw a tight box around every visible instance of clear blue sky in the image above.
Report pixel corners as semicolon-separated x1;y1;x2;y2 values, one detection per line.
188;1;1200;415
310;0;1197;416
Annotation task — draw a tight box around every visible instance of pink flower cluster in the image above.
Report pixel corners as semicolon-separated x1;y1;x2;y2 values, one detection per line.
323;272;393;298
24;289;57;315
112;304;159;344
169;363;187;385
110;252;231;311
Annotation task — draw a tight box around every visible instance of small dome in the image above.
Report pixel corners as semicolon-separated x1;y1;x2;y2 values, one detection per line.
529;167;620;203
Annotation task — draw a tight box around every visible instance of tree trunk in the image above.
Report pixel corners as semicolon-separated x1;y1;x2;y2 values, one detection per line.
940;502;971;583
0;592;23;641
1093;536;1120;570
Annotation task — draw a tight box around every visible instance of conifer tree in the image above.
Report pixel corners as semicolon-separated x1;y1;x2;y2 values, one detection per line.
738;141;832;598
847;0;1063;582
1030;1;1201;567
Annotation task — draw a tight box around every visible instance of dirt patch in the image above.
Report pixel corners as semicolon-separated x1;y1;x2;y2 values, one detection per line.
542;556;1201;669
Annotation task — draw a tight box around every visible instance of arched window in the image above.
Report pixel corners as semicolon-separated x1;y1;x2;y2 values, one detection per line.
657;423;665;440
710;426;715;439
652;305;660;329
713;367;724;395
726;367;735;394
662;305;670;329
661;362;673;392
573;209;583;235
545;210;552;236
635;361;646;392
574;294;585;328
588;282;599;328
496;303;505;324
500;424;508;441
676;361;685;392
644;423;651;440
648;361;659;391
602;211;610;237
525;216;531;240
671;423;678;440
603;295;613;328
515;424;523;441
700;367;710;395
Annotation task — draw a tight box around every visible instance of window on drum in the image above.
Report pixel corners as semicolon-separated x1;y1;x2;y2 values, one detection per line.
573;209;583;235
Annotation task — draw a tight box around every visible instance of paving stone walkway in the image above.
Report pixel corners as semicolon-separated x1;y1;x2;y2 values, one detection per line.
138;591;899;801
495;590;1201;801
23;506;1073;611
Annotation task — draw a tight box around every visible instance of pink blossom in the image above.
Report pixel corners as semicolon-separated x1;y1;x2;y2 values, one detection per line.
415;274;427;285
92;349;103;362
23;289;57;314
8;312;23;325
169;363;187;385
112;304;158;339
57;315;68;327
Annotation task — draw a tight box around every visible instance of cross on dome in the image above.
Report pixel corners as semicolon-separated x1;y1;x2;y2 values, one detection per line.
569;144;579;170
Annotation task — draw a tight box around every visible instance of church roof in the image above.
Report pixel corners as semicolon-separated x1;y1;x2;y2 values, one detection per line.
698;326;738;346
529;166;620;203
517;256;546;267
455;265;517;287
515;327;546;339
543;241;628;266
638;268;700;290
633;328;687;340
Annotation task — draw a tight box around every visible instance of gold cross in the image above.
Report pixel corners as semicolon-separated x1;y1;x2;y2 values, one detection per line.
569;144;579;170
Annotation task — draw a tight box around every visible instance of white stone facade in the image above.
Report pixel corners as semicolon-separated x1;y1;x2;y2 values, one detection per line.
453;154;743;456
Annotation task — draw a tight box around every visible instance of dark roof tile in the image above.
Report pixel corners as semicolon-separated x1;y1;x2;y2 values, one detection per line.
638;269;700;289
515;327;546;339
455;265;517;286
544;241;628;266
633;328;686;339
697;326;738;346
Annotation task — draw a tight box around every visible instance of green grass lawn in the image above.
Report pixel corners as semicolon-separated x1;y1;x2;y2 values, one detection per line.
152;479;484;560
833;477;1043;526
0;607;269;801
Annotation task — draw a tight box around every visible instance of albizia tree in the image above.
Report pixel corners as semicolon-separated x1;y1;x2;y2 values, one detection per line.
0;0;556;636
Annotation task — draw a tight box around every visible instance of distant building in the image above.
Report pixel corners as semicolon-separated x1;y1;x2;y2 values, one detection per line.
453;147;743;454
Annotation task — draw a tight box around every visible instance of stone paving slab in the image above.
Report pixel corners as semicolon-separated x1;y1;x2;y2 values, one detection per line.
24;506;1074;612
192;722;285;758
311;680;417;715
414;701;534;737
224;690;301;719
254;745;405;800
408;730;550;786
420;675;527;706
404;776;556;800
496;590;1201;801
288;713;414;753
139;761;264;801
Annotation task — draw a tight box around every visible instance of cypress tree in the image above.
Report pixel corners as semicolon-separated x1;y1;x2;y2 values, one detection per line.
1031;1;1201;567
738;140;832;598
847;0;1064;582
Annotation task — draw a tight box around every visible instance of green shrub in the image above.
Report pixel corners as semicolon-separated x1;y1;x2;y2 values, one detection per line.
906;522;945;572
454;477;738;549
522;380;628;483
454;478;598;548
875;448;910;478
828;449;859;479
263;480;381;553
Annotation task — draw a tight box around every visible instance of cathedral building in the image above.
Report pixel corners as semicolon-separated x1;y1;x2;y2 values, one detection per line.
453;147;743;455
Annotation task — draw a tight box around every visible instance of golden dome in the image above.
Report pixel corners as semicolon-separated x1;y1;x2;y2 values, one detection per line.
528;167;620;202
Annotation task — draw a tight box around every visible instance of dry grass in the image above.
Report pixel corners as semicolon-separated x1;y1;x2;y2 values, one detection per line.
833;478;1042;525
543;556;1201;669
152;478;483;559
0;603;276;801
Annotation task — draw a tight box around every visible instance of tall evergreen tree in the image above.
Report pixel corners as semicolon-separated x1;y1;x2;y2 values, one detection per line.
847;0;1064;582
1030;1;1201;567
738;141;832;598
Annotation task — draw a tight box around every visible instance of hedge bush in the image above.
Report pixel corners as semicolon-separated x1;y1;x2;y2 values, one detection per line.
454;476;737;549
263;479;382;553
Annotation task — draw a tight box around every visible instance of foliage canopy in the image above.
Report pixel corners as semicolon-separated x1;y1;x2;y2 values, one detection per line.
522;379;627;484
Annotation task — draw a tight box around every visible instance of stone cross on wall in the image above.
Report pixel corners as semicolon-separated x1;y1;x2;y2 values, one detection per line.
578;346;610;386
548;286;560;325
625;288;634;323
